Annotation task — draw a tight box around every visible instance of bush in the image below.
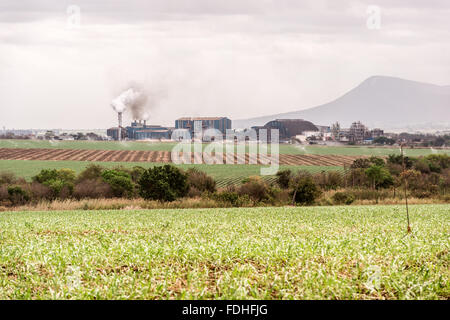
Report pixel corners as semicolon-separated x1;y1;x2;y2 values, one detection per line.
73;179;113;199
425;154;449;173
138;165;188;202
387;154;413;169
33;168;76;198
0;185;9;203
130;166;146;183
186;168;216;197
77;164;104;182
276;169;292;189
332;191;355;205
238;176;271;203
0;172;16;185
7;186;30;205
211;191;251;207
290;173;322;205
30;182;53;200
351;158;371;169
314;171;343;190
414;158;431;174
101;169;134;198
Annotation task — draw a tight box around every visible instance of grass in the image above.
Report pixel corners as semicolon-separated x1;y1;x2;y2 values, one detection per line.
0;159;342;185
1;139;448;156
0;204;448;299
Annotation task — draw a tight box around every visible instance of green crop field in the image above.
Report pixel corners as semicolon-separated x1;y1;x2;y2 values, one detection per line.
0;159;341;186
0;205;448;299
1;139;448;156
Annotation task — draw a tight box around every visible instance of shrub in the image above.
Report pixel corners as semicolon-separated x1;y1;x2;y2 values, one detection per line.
186;168;216;196
290;173;322;205
138;165;188;201
33;168;76;198
57;168;76;184
77;164;104;182
0;172;16;185
414;158;431;174
211;191;251;207
387;154;414;169
351;158;371;169
101;169;134;198
130;166;146;183
7;186;30;205
238;176;271;203
30;182;53;200
386;163;403;176
425;154;449;173
411;189;438;199
276;169;292;189
0;185;9;203
332;191;355;205
368;156;386;167
73;179;113;199
314;171;343;190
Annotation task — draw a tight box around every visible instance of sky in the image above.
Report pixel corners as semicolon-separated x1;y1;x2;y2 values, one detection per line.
1;0;449;129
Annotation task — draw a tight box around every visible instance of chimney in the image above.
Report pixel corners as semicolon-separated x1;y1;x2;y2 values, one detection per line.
143;120;147;128
118;112;123;141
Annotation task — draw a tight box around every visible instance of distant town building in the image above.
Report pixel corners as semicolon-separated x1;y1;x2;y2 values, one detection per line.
349;121;369;143
370;128;384;138
330;121;386;144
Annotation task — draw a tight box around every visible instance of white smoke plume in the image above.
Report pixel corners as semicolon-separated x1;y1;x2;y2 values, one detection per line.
110;87;146;114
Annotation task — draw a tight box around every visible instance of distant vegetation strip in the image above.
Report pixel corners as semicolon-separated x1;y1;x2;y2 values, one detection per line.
0;159;342;183
1;139;448;156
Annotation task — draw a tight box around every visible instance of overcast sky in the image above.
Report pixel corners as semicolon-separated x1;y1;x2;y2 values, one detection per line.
1;0;449;129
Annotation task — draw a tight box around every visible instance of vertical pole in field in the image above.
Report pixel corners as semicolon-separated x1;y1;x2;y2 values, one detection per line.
401;143;411;233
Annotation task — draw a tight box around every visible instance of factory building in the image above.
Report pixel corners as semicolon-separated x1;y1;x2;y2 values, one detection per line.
106;127;127;141
126;120;171;140
252;119;319;142
107;120;172;141
175;117;232;136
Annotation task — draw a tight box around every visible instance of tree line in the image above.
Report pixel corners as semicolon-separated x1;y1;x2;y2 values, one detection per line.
0;154;448;208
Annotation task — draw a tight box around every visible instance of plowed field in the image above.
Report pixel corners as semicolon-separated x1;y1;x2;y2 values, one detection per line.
0;148;363;166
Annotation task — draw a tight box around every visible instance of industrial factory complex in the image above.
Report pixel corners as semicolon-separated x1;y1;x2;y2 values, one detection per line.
103;86;387;144
105;116;385;145
107;117;232;141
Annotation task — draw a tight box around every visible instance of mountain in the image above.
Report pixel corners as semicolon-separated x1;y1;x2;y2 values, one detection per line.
233;76;450;130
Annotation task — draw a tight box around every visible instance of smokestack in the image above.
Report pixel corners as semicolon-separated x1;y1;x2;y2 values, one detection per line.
118;112;123;141
143;120;146;128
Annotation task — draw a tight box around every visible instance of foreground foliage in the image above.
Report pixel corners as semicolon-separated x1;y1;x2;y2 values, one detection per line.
0;205;448;299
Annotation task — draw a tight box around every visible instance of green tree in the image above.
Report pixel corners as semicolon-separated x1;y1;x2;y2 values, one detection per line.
290;172;321;205
101;169;134;197
365;165;394;190
138;165;188;201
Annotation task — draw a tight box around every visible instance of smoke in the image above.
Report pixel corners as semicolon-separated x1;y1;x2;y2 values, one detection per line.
111;81;166;121
110;87;146;114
